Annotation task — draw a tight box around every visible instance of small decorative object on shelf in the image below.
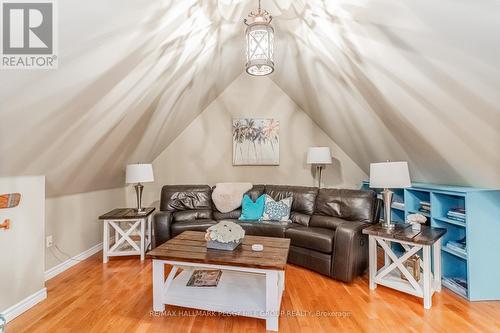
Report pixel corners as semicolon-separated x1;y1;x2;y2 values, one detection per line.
407;213;427;231
401;255;421;282
205;221;245;251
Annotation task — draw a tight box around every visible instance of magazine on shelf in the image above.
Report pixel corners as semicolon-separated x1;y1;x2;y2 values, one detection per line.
446;215;466;222
187;270;223;287
443;277;467;296
392;202;405;209
447;241;467;249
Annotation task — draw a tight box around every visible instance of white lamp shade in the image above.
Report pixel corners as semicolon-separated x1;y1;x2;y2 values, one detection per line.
307;147;332;164
369;161;411;188
126;164;154;184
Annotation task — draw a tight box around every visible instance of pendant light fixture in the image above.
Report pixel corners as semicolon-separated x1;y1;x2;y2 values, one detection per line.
244;0;274;76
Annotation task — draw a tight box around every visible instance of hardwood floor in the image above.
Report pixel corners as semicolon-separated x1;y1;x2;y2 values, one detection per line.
7;252;500;333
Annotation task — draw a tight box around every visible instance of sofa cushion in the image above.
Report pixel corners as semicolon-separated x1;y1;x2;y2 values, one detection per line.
171;219;217;237
285;224;335;253
173;209;212;222
160;185;212;211
264;185;318;225
314;189;376;223
288;246;332;276
213;209;241;220
309;215;346;230
218;219;289;238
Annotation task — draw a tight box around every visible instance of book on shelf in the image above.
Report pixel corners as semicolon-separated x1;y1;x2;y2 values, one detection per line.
447;208;466;221
448;211;466;217
447;240;466;249
391;202;405;210
449;207;466;214
446;215;466;223
417;201;431;214
443;277;467;296
187;270;222;287
419;208;430;214
450;237;466;246
446;243;467;256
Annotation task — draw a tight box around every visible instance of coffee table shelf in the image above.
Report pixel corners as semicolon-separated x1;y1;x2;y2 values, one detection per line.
164;267;267;318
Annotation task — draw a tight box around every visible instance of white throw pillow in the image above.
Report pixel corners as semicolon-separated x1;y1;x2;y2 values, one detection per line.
212;182;253;213
260;195;293;222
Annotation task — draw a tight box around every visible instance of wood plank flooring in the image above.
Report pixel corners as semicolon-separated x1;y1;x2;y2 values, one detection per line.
7;252;500;333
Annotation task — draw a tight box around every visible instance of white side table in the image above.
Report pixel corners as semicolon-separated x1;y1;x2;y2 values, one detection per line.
363;224;446;309
99;207;155;263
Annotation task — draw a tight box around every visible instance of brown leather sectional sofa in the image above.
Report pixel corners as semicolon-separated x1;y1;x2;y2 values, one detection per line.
153;184;381;282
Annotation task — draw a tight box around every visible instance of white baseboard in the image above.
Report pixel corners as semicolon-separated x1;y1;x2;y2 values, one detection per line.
1;288;47;323
44;241;104;281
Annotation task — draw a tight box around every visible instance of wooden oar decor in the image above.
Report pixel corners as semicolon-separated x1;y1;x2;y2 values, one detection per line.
0;193;21;209
0;219;10;230
0;193;21;230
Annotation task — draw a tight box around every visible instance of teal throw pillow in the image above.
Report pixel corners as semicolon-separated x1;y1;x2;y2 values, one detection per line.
239;194;265;221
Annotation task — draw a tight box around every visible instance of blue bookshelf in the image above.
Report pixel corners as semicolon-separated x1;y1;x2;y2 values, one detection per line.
361;181;500;301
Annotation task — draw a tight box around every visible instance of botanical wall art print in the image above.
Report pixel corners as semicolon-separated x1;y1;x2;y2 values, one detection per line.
232;118;279;165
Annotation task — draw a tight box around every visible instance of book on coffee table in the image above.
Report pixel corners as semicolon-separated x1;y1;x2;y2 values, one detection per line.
186;270;222;287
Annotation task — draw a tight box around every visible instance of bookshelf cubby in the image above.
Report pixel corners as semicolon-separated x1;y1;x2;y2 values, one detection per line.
361;181;500;301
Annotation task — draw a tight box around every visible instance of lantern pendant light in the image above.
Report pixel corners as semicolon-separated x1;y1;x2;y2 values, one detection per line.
244;0;274;76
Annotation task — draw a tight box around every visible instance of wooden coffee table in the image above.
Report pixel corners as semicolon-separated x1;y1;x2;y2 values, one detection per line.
147;231;290;331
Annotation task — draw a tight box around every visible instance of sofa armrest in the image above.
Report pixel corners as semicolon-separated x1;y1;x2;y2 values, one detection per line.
331;221;370;282
153;211;173;248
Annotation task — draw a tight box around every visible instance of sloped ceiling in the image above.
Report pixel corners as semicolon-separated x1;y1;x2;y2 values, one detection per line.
0;0;244;196
1;0;499;197
269;0;500;187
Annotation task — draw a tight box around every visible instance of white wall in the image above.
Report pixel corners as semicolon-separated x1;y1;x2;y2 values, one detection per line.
128;73;367;208
0;176;45;313
45;187;125;270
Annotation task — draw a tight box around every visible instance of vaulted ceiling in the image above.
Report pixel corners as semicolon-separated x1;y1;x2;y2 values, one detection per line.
1;0;499;197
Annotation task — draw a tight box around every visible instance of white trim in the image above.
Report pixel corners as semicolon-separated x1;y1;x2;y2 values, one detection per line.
44;241;105;281
1;288;47;323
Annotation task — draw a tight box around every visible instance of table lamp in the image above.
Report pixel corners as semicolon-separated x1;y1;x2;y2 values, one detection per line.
369;161;411;229
307;147;332;188
126;164;154;214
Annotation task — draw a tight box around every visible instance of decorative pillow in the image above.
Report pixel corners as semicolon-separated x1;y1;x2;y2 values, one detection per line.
261;195;293;222
239;194;265;221
212;182;253;213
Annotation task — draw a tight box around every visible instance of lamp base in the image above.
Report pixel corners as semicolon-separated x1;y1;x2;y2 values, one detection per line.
381;188;395;230
381;222;395;230
134;183;144;213
316;165;325;188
